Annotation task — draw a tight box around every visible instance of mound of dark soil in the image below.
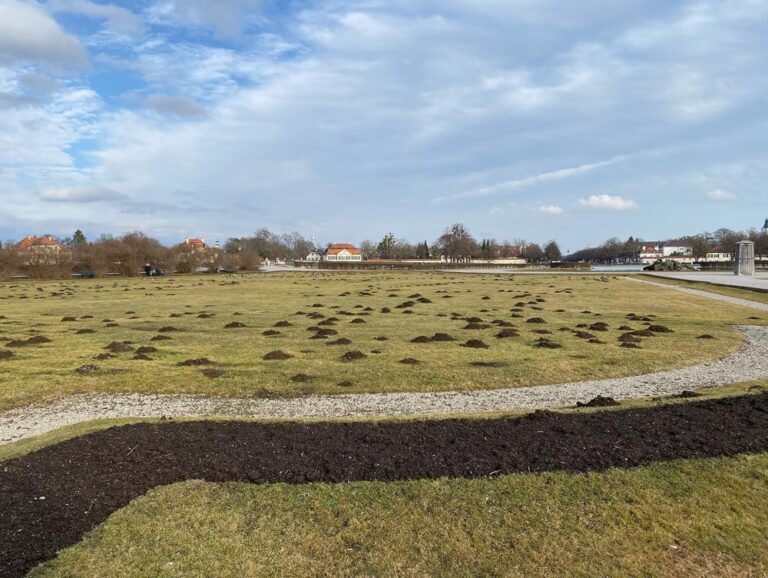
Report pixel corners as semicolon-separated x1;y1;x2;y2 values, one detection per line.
463;322;490;330
350;318;366;324
574;331;596;339
531;329;552;335
470;361;506;368
677;390;701;398
197;313;214;319
535;340;562;349
263;350;294;361
337;380;353;387
576;395;620;408
0;351;13;360
396;301;415;309
526;317;547;324
399;358;420;365
697;334;716;340
93;353;112;360
462;339;489;349
177;358;215;366
132;353;152;361
621;342;641;349
588;339;606;345
326;338;352;346
224;322;247;329
61;317;77;322
75;329;96;335
151;335;172;341
263;330;281;336
135;346;158;354
104;341;133;353
495;329;519;339
75;364;99;375
374;336;389;341
158;326;180;333
647;325;673;333
341;350;367;362
589;322;609;332
291;373;315;382
430;333;456;342
411;336;431;343
274;321;292;327
380;307;392;313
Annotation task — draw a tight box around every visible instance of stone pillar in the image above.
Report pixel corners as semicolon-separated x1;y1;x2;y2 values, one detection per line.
734;240;755;276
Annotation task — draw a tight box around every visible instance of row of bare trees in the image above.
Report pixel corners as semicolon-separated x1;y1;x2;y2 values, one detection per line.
360;224;562;263
0;232;260;280
567;228;768;263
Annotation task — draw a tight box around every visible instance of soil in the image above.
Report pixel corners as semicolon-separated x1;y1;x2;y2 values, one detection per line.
177;358;215;366
224;322;247;329
399;358;421;365
2;393;768;578
341;350;367;362
576;395;620;407
263;351;293;361
462;339;489;349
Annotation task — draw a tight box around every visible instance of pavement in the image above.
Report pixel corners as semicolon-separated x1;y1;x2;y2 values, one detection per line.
644;271;768;290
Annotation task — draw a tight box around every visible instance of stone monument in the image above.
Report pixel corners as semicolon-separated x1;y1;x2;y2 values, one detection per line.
734;240;755;276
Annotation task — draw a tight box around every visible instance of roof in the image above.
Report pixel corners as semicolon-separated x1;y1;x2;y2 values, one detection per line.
326;243;361;255
15;235;60;250
184;238;208;249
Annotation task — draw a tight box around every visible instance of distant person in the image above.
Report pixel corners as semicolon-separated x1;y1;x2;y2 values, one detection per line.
144;263;152;277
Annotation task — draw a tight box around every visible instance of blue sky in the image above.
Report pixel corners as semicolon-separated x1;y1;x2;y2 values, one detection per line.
0;0;766;251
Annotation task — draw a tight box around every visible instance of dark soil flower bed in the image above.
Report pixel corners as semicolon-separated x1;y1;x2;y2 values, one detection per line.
2;393;768;578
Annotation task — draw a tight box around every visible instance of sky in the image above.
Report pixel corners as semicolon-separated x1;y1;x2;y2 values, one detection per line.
1;0;767;252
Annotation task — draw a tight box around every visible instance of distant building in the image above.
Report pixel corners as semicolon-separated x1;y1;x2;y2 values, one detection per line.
706;248;733;262
15;235;62;252
305;250;323;262
763;218;768;234
661;241;693;257
638;240;693;264
184;237;208;250
324;243;362;261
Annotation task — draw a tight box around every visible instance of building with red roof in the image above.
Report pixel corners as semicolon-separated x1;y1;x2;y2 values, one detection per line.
15;235;63;252
324;243;362;262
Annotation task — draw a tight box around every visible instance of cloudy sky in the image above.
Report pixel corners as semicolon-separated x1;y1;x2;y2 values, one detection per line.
1;0;767;251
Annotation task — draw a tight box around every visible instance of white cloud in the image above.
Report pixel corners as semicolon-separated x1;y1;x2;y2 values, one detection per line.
39;186;127;202
0;0;86;69
143;95;207;117
148;0;264;37
706;188;736;201
441;157;625;201
578;194;638;210
539;205;563;214
48;0;144;35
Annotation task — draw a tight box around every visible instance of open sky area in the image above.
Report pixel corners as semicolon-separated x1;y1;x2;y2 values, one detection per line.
1;0;767;251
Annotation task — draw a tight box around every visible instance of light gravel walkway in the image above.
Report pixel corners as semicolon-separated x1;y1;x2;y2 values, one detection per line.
627;276;768;312
644;271;768;290
2;321;768;445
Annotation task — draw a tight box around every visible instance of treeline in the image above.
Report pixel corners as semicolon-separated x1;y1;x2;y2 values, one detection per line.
566;228;768;263
359;224;562;263
0;223;564;280
0;232;251;280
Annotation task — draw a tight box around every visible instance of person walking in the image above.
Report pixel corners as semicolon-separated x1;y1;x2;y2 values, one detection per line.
144;263;152;277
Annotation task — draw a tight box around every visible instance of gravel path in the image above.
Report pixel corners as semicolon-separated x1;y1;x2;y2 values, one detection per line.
2;320;768;445
626;276;768;312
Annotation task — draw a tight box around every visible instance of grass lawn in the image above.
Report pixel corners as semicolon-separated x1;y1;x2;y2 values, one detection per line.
1;272;766;411
639;273;768;305
28;452;768;577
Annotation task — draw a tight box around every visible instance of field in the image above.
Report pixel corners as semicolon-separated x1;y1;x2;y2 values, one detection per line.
1;271;765;411
3;271;768;578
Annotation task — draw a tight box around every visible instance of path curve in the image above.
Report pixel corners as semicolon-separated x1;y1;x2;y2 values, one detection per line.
626;276;768;311
2;321;767;445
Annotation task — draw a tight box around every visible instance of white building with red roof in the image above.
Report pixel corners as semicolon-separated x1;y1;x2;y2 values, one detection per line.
15;235;62;252
324;243;362;261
